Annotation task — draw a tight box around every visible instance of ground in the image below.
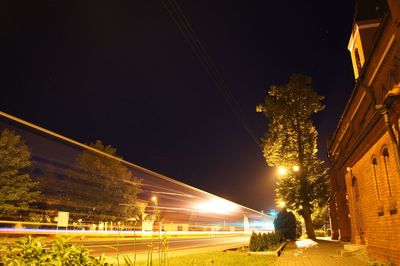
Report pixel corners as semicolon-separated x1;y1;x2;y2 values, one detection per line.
273;238;369;266
132;250;276;266
120;238;370;266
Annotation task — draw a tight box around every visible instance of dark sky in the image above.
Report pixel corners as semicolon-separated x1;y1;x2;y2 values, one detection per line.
1;0;355;212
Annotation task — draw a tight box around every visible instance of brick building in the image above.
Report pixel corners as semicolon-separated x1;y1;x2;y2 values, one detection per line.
328;0;400;264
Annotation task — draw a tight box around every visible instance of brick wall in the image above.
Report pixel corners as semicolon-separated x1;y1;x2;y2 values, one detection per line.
346;131;400;264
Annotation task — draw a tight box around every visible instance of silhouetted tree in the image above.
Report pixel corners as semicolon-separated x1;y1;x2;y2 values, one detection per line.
0;129;39;216
64;140;142;220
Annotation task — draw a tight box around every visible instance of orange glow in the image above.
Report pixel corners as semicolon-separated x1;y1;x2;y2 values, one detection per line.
277;167;287;176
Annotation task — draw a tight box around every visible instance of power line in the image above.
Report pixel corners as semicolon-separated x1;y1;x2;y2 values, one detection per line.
160;0;262;149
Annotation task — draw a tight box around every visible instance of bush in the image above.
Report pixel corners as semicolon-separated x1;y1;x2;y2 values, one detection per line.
1;236;105;265
249;231;258;251
248;231;285;251
274;209;298;240
314;229;326;237
274;230;284;243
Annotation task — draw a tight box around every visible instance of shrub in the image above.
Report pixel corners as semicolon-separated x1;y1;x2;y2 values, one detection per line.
258;233;266;251
249;231;258;251
274;209;297;240
1;236;105;265
314;229;326;237
248;231;285;251
265;233;273;250
274;230;284;243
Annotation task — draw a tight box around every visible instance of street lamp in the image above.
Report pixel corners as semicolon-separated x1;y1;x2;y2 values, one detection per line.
151;196;157;204
151;196;158;221
277;167;287;176
277;165;299;176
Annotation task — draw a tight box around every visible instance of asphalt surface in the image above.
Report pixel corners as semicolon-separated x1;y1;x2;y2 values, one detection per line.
78;235;250;256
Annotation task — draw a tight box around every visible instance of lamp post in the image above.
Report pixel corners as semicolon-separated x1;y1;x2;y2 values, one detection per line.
151;196;158;223
151;195;163;261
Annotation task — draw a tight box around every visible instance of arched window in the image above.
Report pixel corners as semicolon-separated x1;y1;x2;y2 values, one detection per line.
371;156;381;201
381;147;392;197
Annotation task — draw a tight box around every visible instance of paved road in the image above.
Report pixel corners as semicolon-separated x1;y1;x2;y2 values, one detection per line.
80;235;249;255
73;235;250;264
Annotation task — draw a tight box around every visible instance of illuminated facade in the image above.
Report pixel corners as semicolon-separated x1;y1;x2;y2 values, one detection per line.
328;0;400;264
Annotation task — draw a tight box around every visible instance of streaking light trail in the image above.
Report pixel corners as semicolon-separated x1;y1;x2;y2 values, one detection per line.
0;111;274;237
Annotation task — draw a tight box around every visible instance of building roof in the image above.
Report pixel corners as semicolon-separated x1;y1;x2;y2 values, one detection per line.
354;0;388;22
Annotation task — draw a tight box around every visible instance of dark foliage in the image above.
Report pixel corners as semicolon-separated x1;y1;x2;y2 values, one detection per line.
248;231;285;251
274;209;298;240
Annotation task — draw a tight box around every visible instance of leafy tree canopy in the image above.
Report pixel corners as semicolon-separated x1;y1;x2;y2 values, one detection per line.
0;128;39;216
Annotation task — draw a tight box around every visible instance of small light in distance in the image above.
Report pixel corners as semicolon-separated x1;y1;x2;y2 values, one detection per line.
292;165;300;172
268;209;277;217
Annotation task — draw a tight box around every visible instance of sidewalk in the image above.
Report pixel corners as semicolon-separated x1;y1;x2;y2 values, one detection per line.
272;239;369;266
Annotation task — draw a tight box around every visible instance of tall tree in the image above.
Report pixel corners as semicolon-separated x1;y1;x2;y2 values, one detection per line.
257;74;330;239
64;140;142;220
0;128;39;216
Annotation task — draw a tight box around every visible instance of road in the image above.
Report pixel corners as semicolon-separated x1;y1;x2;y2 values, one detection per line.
79;235;250;255
0;228;254;262
72;234;250;262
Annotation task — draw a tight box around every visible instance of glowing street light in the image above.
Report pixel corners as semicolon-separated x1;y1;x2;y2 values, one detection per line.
277;167;287;176
292;165;300;172
278;201;286;208
150;196;159;223
151;196;157;203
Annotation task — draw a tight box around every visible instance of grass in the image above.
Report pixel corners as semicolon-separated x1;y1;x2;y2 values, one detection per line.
133;249;276;266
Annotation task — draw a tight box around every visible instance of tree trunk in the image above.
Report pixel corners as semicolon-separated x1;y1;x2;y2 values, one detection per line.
301;205;315;239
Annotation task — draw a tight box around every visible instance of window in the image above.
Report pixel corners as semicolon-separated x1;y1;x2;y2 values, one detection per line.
371;156;384;216
381;147;392;197
371;157;381;200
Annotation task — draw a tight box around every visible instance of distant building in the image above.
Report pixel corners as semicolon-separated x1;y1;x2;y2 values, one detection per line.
328;0;400;264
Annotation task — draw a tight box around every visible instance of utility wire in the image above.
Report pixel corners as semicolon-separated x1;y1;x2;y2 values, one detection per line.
161;0;262;149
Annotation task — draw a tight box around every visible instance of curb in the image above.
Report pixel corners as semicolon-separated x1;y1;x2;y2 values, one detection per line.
248;240;288;257
276;240;288;256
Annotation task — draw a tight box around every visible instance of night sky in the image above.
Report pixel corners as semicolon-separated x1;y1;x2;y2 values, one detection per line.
1;1;356;212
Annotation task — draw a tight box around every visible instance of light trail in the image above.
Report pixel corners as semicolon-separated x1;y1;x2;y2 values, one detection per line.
0;111;274;243
0;227;258;237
